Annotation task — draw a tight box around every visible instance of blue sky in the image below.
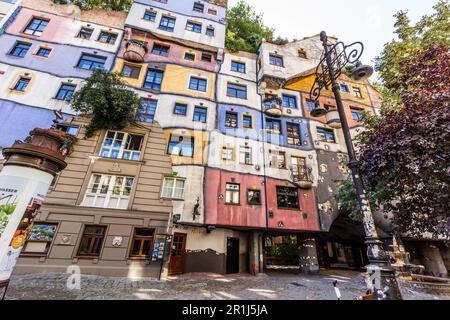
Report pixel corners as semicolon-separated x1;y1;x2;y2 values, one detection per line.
228;0;438;76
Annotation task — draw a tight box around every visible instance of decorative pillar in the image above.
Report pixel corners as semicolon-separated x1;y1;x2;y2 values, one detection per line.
298;236;319;274
249;231;263;275
0;128;67;299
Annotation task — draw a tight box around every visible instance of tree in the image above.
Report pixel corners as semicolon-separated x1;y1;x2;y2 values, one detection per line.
225;1;274;53
52;0;132;11
357;45;450;240
70;69;141;138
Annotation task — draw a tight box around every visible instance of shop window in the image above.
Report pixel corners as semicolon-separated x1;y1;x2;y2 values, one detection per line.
22;223;57;255
77;225;107;257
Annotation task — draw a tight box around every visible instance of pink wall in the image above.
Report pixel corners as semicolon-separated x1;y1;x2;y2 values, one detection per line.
266;178;320;232
120;28;218;72
204;168;266;228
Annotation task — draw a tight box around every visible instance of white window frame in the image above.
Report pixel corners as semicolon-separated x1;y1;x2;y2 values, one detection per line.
239;146;252;165
225;183;240;205
161;177;186;200
222;146;234;161
100;130;144;161
82;174;134;209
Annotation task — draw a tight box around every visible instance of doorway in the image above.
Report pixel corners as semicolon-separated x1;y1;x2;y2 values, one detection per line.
168;233;187;275
226;237;240;274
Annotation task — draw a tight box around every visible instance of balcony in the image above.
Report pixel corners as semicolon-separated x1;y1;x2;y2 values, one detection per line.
290;165;313;189
264;95;282;116
123;39;148;63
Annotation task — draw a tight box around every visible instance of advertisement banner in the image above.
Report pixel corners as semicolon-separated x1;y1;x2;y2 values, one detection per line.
0;177;27;240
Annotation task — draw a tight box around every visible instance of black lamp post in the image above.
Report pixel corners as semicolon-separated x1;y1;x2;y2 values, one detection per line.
310;31;402;300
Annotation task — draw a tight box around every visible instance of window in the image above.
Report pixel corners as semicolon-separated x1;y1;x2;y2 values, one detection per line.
36;47;52;57
152;43;170;57
10;42;31;57
276;186;299;209
340;83;350;93
206;26;215;36
269;54;284;67
159;16;176;32
208;8;217;15
77;225;107;257
143;69;164;90
83;174;134;209
317;127;336;143
225;112;238;128
193;106;207;123
137;98;157;123
77;27;93;39
143;10;157;22
239;146;252;165
130;228;155;257
247;190;261;206
353;87;362;98
189;77;207;92
23;18;48;36
174;103;187;115
98;31;117;44
201;53;212;62
227;83;247;99
306;99;317;112
13;77;30;91
231;61;246;73
291;156;309;181
121;64;141;79
225;183;240;205
167;135;194;157
298;49;307;59
56;83;76;101
161;177;185;199
186;21;202;33
282;94;297;108
184;52;195;61
100;131;144;161
351;108;364;121
266;118;282;135
287;123;301;146
222;146;233;160
56;124;79;135
77;53;106;70
193;2;204;12
243;115;252;128
22;223;57;254
269;150;286;169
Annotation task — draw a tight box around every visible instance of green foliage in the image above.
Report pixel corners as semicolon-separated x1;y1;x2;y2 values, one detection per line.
0;204;17;235
70;69;140;138
225;1;275;53
375;0;450;103
52;0;132;11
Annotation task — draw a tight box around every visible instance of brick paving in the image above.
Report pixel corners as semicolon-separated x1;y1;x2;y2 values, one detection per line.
4;269;449;300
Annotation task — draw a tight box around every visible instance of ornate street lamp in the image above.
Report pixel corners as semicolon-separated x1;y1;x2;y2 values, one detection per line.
310;31;402;300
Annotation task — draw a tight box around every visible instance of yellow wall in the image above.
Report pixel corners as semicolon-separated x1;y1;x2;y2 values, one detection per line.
285;73;372;106
113;59;215;100
164;129;209;166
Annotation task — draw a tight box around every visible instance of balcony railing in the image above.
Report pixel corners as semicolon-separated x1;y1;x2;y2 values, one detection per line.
290;165;313;189
123;39;148;63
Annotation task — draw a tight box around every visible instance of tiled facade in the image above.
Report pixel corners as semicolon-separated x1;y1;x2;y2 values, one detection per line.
0;0;399;278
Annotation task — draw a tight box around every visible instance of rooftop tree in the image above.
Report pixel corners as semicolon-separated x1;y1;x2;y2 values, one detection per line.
53;0;133;11
70;69;141;138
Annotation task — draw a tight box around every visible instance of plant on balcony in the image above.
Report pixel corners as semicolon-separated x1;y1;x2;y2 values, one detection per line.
53;0;133;11
70;69;140;138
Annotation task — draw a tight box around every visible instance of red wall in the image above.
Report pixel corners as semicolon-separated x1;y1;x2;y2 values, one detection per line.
205;168;320;232
266;178;320;232
204;168;266;228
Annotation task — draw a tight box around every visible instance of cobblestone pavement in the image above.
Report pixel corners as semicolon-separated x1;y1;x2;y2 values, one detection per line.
4;269;449;300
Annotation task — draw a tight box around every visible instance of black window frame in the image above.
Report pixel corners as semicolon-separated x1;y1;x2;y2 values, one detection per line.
159;16;176;32
225;111;238;128
286;122;301;146
23;17;49;36
193;106;208;123
77;27;94;39
10;41;31;57
77;225;107;257
173;103;188;116
98;31;118;45
247;189;262;206
151;43;170;57
193;2;205;12
143;69;164;90
137;98;157;123
77;53;107;70
276;186;300;210
143;10;157;22
269;54;284;67
36;46;52;57
186;21;202;33
189;77;207;92
227;83;247;99
56;83;76;101
231;61;246;73
282;94;298;108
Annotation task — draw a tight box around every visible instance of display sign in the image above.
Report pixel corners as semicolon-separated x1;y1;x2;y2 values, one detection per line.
152;235;173;262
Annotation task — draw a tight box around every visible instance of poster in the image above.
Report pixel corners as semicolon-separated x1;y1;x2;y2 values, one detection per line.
0;186;21;239
152;235;167;261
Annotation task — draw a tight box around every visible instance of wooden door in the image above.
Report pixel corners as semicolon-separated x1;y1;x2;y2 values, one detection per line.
168;233;187;275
